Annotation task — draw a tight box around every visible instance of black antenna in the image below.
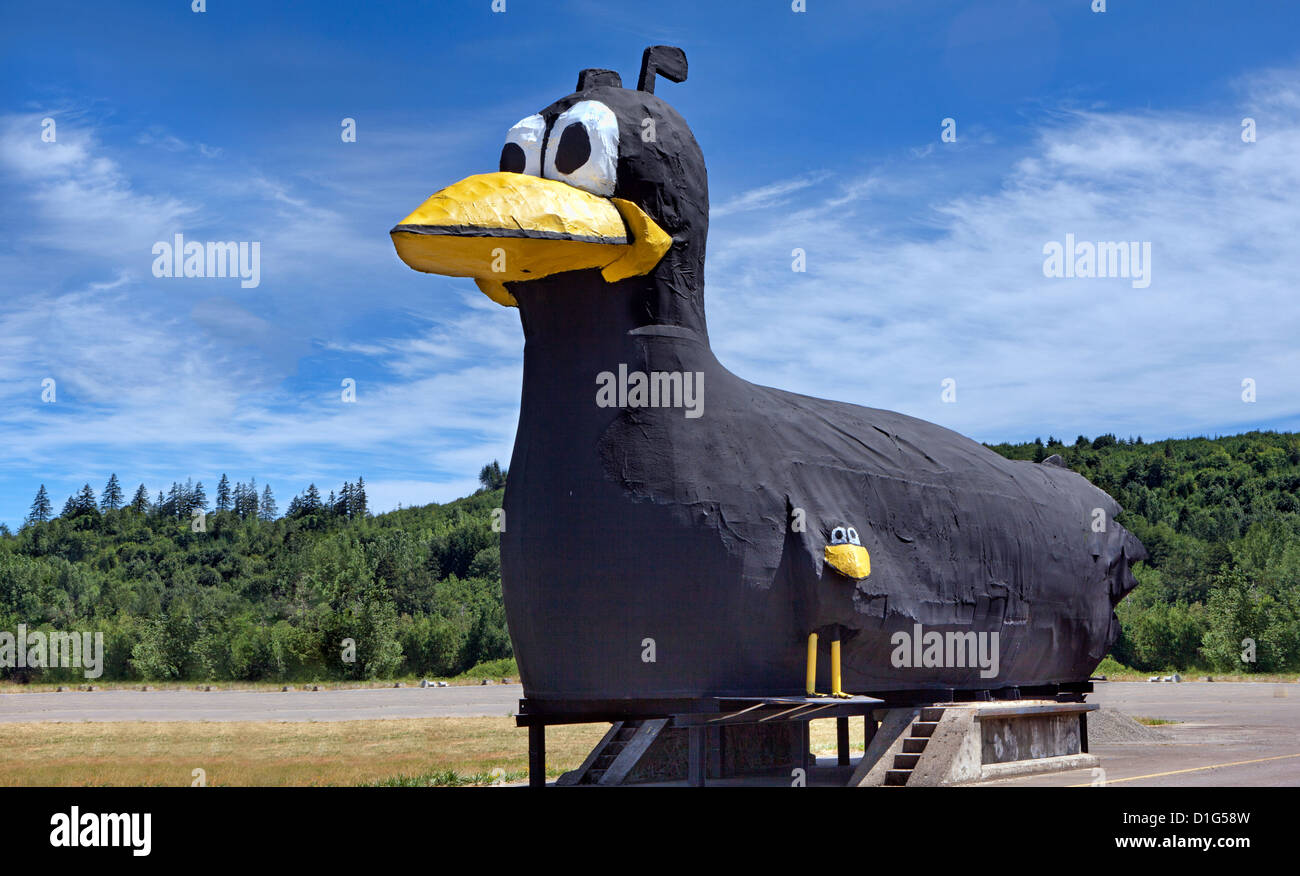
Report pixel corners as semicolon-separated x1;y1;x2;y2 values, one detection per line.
637;45;687;94
576;68;622;91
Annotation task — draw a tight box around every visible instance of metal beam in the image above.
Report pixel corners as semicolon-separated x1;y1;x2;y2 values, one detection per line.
528;723;546;788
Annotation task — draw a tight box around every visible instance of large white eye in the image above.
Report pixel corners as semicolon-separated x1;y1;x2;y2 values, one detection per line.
847;527;861;546
831;527;847;545
544;100;618;196
500;114;546;176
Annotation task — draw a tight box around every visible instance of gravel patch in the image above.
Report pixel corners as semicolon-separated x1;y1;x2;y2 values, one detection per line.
1088;706;1174;743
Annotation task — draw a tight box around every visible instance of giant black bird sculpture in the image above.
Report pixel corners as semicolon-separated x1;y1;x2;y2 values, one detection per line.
391;47;1145;703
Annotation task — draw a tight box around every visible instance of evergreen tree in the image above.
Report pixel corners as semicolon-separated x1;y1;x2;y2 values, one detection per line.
75;483;98;515
337;482;352;517
230;479;258;518
327;490;337;513
353;476;368;517
260;485;277;521
130;484;150;513
27;484;52;524
303;483;322;512
216;474;232;512
242;477;258;518
154;490;166;515
180;477;196;517
478;460;506;491
101;473;123;511
60;484;98;520
192;480;207;514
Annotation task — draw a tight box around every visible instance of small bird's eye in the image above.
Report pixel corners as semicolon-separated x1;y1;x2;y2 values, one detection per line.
500;114;545;176
847;527;860;545
831;527;847;545
544;100;618;196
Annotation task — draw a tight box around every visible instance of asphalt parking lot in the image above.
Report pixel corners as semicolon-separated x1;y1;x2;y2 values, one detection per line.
975;681;1300;786
0;684;524;723
3;681;1297;786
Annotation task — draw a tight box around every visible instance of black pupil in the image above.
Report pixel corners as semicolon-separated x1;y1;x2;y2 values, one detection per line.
499;142;526;173
554;122;591;175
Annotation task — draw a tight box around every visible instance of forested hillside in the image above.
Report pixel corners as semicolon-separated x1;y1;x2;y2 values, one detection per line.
3;433;1299;683
987;431;1300;672
0;470;510;682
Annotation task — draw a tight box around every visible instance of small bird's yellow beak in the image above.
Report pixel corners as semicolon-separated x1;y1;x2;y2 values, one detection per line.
390;172;672;307
825;544;871;580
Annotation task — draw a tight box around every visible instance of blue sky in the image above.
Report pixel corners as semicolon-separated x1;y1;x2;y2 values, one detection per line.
1;0;1298;528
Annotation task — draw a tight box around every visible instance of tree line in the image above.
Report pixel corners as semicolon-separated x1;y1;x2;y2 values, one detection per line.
5;434;1298;683
26;475;369;526
989;431;1300;673
1;466;507;683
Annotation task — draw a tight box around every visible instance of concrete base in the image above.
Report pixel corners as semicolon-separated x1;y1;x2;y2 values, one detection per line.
978;753;1100;782
854;700;1099;786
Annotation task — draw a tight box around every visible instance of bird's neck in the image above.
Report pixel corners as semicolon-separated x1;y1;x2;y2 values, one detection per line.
510;272;717;454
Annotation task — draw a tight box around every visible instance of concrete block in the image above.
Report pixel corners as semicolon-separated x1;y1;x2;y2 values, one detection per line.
869;700;1099;786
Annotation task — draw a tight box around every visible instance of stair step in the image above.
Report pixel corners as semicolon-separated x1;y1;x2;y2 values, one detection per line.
911;721;939;738
893;753;920;769
920;707;946;722
884;769;912;786
576;717;669;786
902;737;929;754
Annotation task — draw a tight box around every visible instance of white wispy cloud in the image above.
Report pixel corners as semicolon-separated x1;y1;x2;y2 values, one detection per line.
0;113;197;259
705;66;1300;443
0;111;520;522
711;172;831;217
3;63;1298;525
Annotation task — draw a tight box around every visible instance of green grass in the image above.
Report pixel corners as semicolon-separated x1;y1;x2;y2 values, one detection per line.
1134;717;1179;726
1094;656;1145;679
0;717;605;786
1093;656;1300;683
366;768;530;787
455;657;518;680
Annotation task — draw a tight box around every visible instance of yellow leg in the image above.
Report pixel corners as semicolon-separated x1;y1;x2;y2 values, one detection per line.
806;633;819;697
831;639;850;698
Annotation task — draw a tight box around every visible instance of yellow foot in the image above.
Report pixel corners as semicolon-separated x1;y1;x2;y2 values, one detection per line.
807;691;829;699
831;690;853;699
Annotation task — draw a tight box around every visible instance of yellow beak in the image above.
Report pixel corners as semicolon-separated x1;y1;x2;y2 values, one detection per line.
390;172;672;307
825;544;871;580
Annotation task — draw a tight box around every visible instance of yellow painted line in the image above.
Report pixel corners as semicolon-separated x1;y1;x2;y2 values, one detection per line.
1071;751;1300;786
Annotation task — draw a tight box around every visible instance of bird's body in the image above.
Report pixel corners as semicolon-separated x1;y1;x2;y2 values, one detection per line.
392;48;1145;704
501;273;1143;699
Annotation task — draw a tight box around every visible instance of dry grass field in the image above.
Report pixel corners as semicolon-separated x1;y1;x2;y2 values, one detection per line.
0;717;866;786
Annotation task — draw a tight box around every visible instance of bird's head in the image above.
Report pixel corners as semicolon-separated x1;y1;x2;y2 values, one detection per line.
391;46;709;331
825;524;871;580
